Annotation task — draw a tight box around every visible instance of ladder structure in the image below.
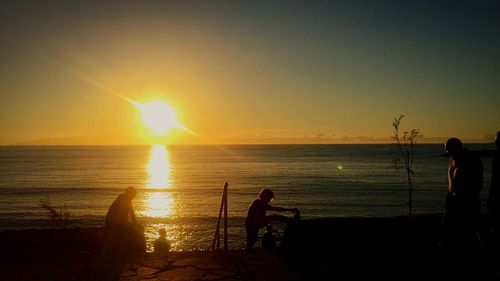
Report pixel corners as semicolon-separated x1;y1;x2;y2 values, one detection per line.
212;182;228;252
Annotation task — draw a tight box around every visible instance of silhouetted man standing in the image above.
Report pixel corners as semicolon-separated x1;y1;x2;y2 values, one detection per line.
487;131;500;276
487;131;500;233
441;137;484;279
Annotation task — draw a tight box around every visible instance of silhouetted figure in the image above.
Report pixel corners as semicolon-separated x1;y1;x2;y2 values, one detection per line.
487;131;500;276
262;224;281;251
81;187;145;281
106;186;137;227
153;228;171;254
245;188;298;250
441;137;484;279
104;186;145;256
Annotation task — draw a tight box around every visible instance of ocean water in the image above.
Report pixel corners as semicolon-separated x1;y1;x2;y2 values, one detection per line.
0;144;494;251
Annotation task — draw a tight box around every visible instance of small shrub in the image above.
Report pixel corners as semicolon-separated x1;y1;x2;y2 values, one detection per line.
39;197;70;229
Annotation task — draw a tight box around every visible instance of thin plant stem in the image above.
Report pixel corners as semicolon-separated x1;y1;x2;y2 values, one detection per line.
392;115;420;216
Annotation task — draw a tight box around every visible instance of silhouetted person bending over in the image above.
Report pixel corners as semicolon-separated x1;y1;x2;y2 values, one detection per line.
83;187;143;281
441;137;484;279
104;186;145;255
245;188;297;250
106;186;137;227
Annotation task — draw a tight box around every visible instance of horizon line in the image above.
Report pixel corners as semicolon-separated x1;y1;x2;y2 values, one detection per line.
0;141;494;147
2;134;495;146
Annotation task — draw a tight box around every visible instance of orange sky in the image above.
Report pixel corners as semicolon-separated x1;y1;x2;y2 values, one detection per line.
1;1;499;145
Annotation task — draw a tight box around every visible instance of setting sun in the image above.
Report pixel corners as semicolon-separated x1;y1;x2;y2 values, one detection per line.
137;100;182;136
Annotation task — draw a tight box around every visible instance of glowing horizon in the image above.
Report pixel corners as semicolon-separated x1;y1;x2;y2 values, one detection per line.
1;1;499;146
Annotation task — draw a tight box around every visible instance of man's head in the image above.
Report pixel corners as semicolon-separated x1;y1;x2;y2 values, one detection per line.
125;186;137;200
259;188;275;203
445;137;463;158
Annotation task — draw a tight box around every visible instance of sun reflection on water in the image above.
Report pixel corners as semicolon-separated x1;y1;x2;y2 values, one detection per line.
146;144;171;188
140;144;180;251
141;144;175;218
144;192;174;218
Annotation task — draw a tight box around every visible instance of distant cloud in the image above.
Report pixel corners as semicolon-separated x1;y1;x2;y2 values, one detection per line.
207;133;495;145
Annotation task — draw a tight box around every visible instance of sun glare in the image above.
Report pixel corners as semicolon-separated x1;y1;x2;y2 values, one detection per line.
138;100;182;135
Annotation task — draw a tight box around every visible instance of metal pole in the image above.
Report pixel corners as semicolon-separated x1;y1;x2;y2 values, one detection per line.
223;182;228;252
212;182;226;251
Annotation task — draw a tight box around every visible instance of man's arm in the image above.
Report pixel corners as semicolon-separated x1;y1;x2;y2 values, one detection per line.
267;205;295;213
129;202;137;224
448;160;457;194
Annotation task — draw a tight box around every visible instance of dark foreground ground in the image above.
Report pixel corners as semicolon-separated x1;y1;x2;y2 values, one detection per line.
1;215;499;281
281;215;499;281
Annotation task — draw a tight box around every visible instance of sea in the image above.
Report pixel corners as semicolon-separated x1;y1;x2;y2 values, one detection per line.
0;144;495;251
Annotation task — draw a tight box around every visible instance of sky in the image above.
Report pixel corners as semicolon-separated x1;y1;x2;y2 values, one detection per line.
0;0;499;145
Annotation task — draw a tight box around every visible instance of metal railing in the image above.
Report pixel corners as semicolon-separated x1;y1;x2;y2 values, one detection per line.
212;182;228;252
